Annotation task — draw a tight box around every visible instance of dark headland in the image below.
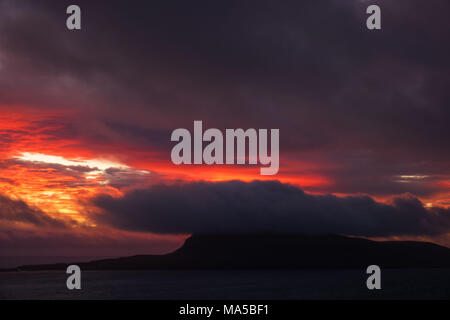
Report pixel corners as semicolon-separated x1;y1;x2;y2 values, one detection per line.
2;234;450;271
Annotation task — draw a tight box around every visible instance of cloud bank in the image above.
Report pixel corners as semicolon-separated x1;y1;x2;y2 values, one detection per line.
93;180;450;237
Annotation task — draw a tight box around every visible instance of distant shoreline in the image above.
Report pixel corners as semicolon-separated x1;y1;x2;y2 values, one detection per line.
2;234;450;272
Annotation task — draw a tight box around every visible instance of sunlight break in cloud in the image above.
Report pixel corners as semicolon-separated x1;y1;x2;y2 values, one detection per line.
3;152;151;224
17;152;130;171
16;152;150;182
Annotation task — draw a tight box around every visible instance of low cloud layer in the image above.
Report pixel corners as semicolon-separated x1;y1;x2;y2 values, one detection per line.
92;181;450;237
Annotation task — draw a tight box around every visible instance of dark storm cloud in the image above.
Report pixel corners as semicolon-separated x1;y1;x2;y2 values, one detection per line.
0;193;67;227
92;180;450;237
1;0;448;116
0;0;449;196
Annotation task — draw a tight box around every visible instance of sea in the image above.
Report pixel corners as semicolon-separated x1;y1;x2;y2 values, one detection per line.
1;268;449;299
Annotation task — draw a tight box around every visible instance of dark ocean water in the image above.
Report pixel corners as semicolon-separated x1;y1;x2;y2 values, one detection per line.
1;269;449;300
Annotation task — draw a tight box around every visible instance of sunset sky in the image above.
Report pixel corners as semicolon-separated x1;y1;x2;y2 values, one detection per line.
0;0;449;260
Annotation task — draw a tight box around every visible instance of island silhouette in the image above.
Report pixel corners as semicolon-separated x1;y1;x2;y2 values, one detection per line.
3;234;450;272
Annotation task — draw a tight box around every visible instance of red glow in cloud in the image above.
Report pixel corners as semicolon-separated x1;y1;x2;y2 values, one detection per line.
0;108;332;225
1;105;449;256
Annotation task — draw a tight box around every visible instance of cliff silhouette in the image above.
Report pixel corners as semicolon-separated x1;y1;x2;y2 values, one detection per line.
3;234;450;271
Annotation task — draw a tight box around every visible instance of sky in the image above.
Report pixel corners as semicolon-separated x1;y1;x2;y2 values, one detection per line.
0;0;449;259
